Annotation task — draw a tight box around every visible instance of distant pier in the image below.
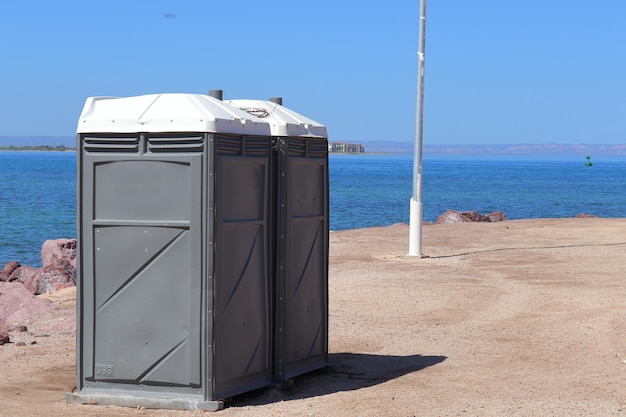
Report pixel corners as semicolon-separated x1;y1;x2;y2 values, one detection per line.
329;142;365;153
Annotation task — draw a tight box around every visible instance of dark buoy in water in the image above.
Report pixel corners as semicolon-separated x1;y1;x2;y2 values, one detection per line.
585;155;593;166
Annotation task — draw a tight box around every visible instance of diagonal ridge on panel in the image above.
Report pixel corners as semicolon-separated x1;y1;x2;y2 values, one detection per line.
138;337;189;386
243;336;263;376
307;322;322;357
222;228;260;313
292;225;321;296
96;227;189;312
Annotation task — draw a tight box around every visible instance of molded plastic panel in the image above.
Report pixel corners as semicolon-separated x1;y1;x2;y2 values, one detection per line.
284;219;326;369
93;226;196;385
212;136;272;398
276;137;329;381
79;152;204;396
94;159;191;221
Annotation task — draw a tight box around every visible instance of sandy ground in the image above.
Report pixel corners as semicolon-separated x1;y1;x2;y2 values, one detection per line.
0;218;625;416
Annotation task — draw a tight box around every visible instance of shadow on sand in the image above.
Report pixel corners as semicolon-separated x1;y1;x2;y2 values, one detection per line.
227;352;446;407
428;241;626;259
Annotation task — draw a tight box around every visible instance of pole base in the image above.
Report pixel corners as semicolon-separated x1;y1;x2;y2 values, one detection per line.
408;198;423;257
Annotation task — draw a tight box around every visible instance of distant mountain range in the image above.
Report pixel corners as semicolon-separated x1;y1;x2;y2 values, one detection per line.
2;136;625;156
358;140;626;156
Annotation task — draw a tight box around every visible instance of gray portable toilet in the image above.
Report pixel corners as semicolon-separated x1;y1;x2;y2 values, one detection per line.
68;93;274;411
227;98;330;386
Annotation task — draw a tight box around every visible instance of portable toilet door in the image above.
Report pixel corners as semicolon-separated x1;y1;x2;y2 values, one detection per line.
69;93;273;411
227;98;330;386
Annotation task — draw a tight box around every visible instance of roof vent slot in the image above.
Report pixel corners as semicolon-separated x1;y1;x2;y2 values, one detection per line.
147;135;204;153
83;136;140;153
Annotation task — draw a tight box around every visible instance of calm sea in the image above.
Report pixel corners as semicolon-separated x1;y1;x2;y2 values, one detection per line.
1;151;625;266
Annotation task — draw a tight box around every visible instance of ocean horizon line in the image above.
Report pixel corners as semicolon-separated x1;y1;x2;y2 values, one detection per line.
2;135;626;156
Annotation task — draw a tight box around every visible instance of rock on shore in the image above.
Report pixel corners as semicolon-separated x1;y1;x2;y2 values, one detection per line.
0;239;76;345
436;209;507;224
3;238;76;294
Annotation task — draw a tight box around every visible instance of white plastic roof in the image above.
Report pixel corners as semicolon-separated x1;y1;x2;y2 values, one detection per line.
226;99;327;138
77;93;271;135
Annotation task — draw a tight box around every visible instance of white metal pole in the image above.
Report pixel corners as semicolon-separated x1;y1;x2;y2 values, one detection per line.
409;0;427;257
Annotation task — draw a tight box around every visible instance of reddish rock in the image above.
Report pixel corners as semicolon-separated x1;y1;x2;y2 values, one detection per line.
41;238;76;269
437;209;507;224
8;265;38;284
0;261;21;282
436;210;471;224
0;282;55;324
575;213;597;218
23;259;76;295
461;211;489;222
436;210;486;224
486;211;508;222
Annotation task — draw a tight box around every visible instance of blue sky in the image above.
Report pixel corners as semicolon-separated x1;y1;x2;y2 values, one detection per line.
1;0;625;145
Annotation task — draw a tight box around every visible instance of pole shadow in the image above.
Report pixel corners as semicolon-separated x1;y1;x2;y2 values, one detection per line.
227;352;446;407
428;241;626;259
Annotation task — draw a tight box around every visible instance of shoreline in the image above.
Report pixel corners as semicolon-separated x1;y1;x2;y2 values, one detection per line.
329;213;619;232
2;216;622;266
10;216;620;270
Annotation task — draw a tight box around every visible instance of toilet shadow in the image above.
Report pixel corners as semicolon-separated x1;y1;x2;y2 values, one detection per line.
228;352;447;406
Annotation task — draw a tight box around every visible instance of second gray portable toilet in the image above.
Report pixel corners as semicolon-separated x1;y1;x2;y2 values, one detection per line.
68;93;274;411
227;98;330;386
